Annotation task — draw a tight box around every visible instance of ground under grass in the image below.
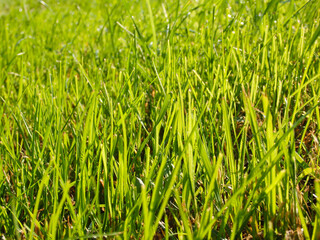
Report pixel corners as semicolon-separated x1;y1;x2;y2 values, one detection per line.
1;0;320;239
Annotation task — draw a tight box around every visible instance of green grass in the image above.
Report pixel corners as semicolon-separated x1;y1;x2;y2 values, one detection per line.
1;0;320;239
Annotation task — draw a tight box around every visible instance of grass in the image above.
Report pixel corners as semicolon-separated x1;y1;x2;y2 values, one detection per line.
1;0;320;239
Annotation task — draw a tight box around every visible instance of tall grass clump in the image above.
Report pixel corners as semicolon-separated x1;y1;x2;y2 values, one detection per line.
1;0;320;239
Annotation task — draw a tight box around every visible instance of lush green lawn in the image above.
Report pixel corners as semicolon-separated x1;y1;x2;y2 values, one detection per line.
1;0;320;239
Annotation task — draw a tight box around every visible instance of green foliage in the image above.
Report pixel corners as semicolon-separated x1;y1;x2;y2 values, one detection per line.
1;0;320;239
